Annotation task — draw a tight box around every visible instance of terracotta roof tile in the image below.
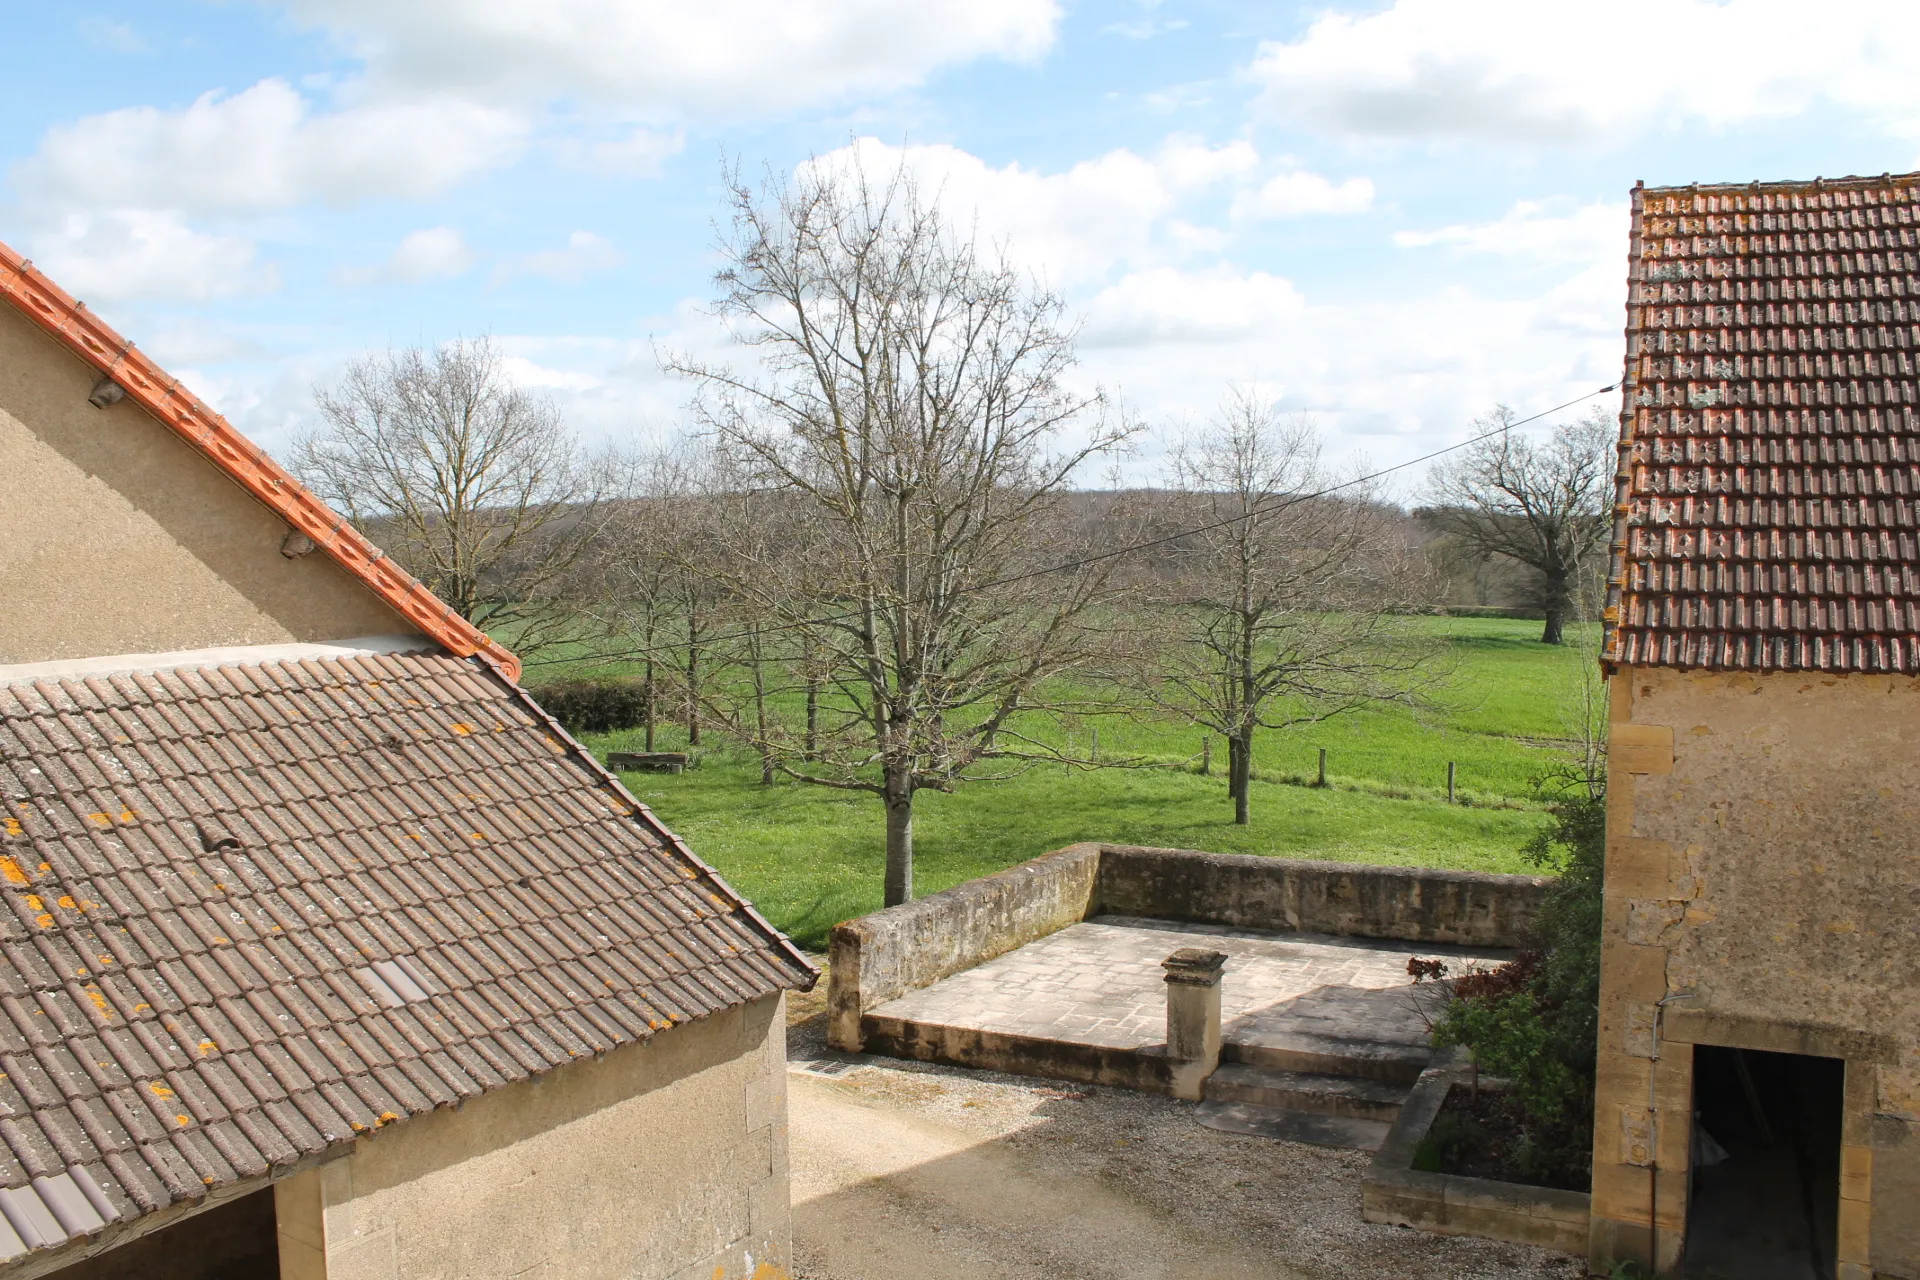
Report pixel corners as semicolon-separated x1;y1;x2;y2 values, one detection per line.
1605;171;1920;670
0;650;812;1265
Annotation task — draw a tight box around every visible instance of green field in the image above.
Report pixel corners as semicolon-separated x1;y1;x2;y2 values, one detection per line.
566;617;1600;949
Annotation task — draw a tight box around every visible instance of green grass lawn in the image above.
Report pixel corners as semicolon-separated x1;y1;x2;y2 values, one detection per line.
569;616;1599;949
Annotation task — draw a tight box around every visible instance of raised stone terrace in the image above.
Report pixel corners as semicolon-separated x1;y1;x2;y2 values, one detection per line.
829;844;1547;1150
870;915;1495;1060
863;915;1507;1148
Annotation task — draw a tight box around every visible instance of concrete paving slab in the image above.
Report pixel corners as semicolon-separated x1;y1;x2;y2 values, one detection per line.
866;915;1508;1060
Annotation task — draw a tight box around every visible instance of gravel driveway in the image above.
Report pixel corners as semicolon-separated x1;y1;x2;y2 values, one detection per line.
787;992;1586;1280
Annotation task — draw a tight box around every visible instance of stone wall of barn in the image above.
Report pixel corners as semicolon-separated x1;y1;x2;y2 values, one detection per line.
1590;668;1920;1278
275;994;791;1280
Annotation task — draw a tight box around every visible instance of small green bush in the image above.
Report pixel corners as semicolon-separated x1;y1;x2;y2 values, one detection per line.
1431;790;1604;1171
1411;1108;1486;1172
528;677;652;734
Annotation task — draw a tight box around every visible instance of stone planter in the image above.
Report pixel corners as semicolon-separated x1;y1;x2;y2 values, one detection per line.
1362;1050;1591;1254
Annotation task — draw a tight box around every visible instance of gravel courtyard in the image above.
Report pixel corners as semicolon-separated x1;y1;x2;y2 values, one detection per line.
785;984;1585;1280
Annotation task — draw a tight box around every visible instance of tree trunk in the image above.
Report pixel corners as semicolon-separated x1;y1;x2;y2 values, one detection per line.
1540;569;1570;644
751;634;773;786
1226;737;1244;800
685;644;701;746
1231;729;1253;826
883;771;914;906
805;675;819;762
643;658;657;752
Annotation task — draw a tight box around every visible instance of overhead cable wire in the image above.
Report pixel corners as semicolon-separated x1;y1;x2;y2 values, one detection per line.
523;383;1617;670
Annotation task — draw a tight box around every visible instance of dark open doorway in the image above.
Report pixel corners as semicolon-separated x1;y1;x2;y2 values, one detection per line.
1685;1045;1843;1280
47;1185;279;1280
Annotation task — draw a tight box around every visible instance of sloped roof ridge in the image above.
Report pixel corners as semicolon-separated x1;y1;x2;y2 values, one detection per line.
0;239;521;681
1638;169;1920;197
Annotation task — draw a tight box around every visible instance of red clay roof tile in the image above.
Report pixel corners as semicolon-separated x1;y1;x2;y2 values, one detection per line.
1605;171;1920;671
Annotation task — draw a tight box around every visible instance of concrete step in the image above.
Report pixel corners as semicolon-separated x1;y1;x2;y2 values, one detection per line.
1203;1063;1409;1123
1192;1099;1390;1152
1222;1031;1431;1085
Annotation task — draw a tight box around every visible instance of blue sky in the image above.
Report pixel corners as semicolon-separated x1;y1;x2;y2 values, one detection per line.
6;0;1919;488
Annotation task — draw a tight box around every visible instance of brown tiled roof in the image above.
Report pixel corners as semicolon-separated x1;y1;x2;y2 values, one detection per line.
0;648;812;1265
1604;172;1920;672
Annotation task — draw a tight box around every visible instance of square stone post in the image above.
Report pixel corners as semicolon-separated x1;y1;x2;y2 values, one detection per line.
1163;947;1226;1101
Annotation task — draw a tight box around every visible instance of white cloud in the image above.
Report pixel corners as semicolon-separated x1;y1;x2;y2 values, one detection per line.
1156;135;1259;189
10;1;1054;313
142;319;266;367
8;78;523;305
1395;198;1628;264
16;79;528;215
1104;18;1188;39
28;211;277;303
387;226;475;281
809;135;1258;287
1249;0;1920;144
1231;170;1374;220
496;353;606;393
1065;258;1626;481
78;18;148;54
496;231;626;285
555;126;686;179
1082;268;1307;346
280;0;1061;114
337;226;476;286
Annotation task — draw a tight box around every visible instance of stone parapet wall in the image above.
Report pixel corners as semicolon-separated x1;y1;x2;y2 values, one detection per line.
1097;845;1549;947
828;843;1550;1053
827;843;1102;1052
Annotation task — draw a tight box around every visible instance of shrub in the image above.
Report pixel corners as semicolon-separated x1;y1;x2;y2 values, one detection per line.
1411;1107;1486;1172
1430;791;1604;1169
528;677;652;734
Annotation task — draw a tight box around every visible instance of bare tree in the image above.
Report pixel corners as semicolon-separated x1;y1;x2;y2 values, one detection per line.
293;337;608;656
668;157;1133;906
1424;407;1615;645
584;446;705;751
1145;390;1438;825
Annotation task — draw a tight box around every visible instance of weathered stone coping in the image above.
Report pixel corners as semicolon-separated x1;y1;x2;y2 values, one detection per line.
1362;1050;1591;1255
1096;844;1548;947
827;843;1102;1051
828;842;1551;1053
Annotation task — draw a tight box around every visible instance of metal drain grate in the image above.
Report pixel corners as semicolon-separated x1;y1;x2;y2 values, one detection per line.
794;1058;860;1077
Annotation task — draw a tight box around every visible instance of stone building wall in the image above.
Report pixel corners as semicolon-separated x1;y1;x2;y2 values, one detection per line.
1590;668;1920;1278
276;994;791;1280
